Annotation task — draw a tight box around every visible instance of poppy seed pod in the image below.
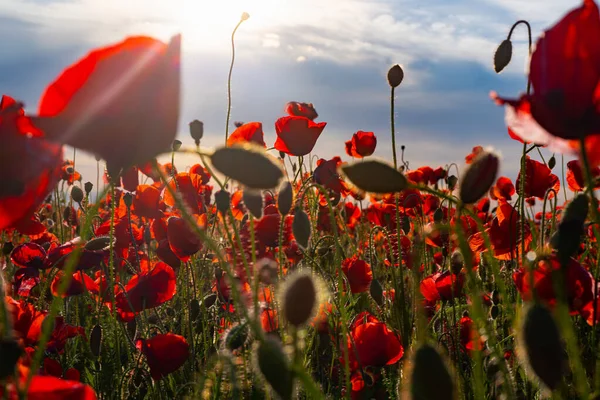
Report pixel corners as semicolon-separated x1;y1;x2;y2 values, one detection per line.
255;336;293;400
282;272;317;326
387;64;404;88
224;323;249;351
123;192;133;208
242;190;264;219
84;181;93;195
520;303;565;390
189;120;203;144
408;344;455;400
172;139;182;151
277;181;293;216
493;39;512;73
70;186;84;203
215;190;231;215
90;325;102;357
459;150;499;204
292;208;311;249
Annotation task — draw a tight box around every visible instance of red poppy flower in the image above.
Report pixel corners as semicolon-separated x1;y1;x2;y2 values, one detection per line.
343;202;362;229
313;157;348;195
60;160;82;185
513;254;593;314
6;296;47;345
95;216;143;253
227;122;266;147
167;216;202;260
253;213;293;248
274;116;326;156
342;256;373;294
566;159;600;191
136;333;189;380
420;270;464;302
345;131;377;158
346;312;403;369
163;172;210;214
33;35;181;171
285;101;318;121
3;375;97;400
458;315;483;354
189;164;212;184
51;271;98;298
115;262;176;321
260;307;279;333
465;146;483;164
516;157;560;199
492;1;600;167
0;95;63;232
132;184;162;219
490;176;515;200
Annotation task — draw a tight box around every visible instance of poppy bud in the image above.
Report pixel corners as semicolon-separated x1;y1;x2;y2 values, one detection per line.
548;155;556;170
550;194;588;265
84;181;93;195
255;336;293;400
90;325;102;357
257;258;279;285
408;344;454;400
519;303;565;390
0;339;22;379
279;151;286;160
446;175;458;190
370;278;385;306
243;190;264;219
211;145;284;190
459;150;499;204
224;323;249;351
3;241;14;255
490;305;500;319
282;272;317;327
189;120;204;144
450;250;464;274
123;192;133;208
433;208;444;223
202;293;218;309
190;299;200;321
277;182;293;216
493;39;512;73
234;121;244;128
70;186;84;203
172;139;182;151
492;289;500;305
241;12;250;21
215;190;231;215
292;209;311;249
387;64;404;88
401;217;411;235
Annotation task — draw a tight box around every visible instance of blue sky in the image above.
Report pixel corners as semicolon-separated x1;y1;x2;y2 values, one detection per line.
0;0;580;185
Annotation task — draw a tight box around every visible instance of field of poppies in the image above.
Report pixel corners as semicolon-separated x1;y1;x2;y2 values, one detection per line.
2;1;600;399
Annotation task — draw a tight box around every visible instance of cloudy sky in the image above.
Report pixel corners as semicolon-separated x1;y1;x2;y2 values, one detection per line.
0;0;580;186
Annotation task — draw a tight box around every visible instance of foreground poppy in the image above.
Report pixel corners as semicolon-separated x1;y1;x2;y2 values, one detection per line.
274;116;326;156
2;375;97;400
136;333;189;380
33;35;181;171
227;122;266;147
566;159;600;191
345;131;377;158
346;312;403;370
0;95;63;231
492;1;600;166
341;256;373;294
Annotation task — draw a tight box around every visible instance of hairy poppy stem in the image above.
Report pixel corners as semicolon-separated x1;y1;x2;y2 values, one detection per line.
390;87;398;169
225;16;248;144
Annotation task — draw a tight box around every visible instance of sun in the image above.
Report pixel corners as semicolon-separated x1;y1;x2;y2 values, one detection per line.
167;0;279;50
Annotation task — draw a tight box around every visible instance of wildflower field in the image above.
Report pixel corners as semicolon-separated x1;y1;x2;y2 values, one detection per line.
2;1;600;399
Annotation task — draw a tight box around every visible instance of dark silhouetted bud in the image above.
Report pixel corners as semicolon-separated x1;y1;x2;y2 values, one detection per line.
215;190;231;215
172;139;182;151
123;192;133;208
459;150;499;204
370;278;384;306
446;175;458;191
282;272;317;327
493;39;512;73
490;305;500;320
84;181;93;195
387;64;404;88
409;344;454;400
292;209;311;249
243;190;263;219
550;194;589;265
256;336;293;400
277;182;293;216
3;241;14;255
225;323;249;351
189;120;204;144
548;155;556;170
90;325;102;357
0;339;22;379
70;186;84;203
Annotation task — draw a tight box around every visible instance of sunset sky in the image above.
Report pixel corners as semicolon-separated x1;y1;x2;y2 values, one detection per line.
0;0;578;182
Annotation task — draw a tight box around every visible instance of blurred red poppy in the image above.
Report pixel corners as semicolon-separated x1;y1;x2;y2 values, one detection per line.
465;146;483;164
566;159;600;191
420;270;464;302
513;254;593;314
60;160;81;185
133;184;162;219
345;131;377;158
0;95;63;232
163;172;210;214
136;333;189;380
285;101;318;121
116;262;176;321
253;213;293;248
227;122;266;147
51;271;98;298
167;216;203;260
490;176;515;201
313;157;348;195
33;35;181;171
3;375;97;400
274;116;326;156
341;256;373;294
260;307;279;333
516;157;560;199
492;1;600;167
346;312;403;370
